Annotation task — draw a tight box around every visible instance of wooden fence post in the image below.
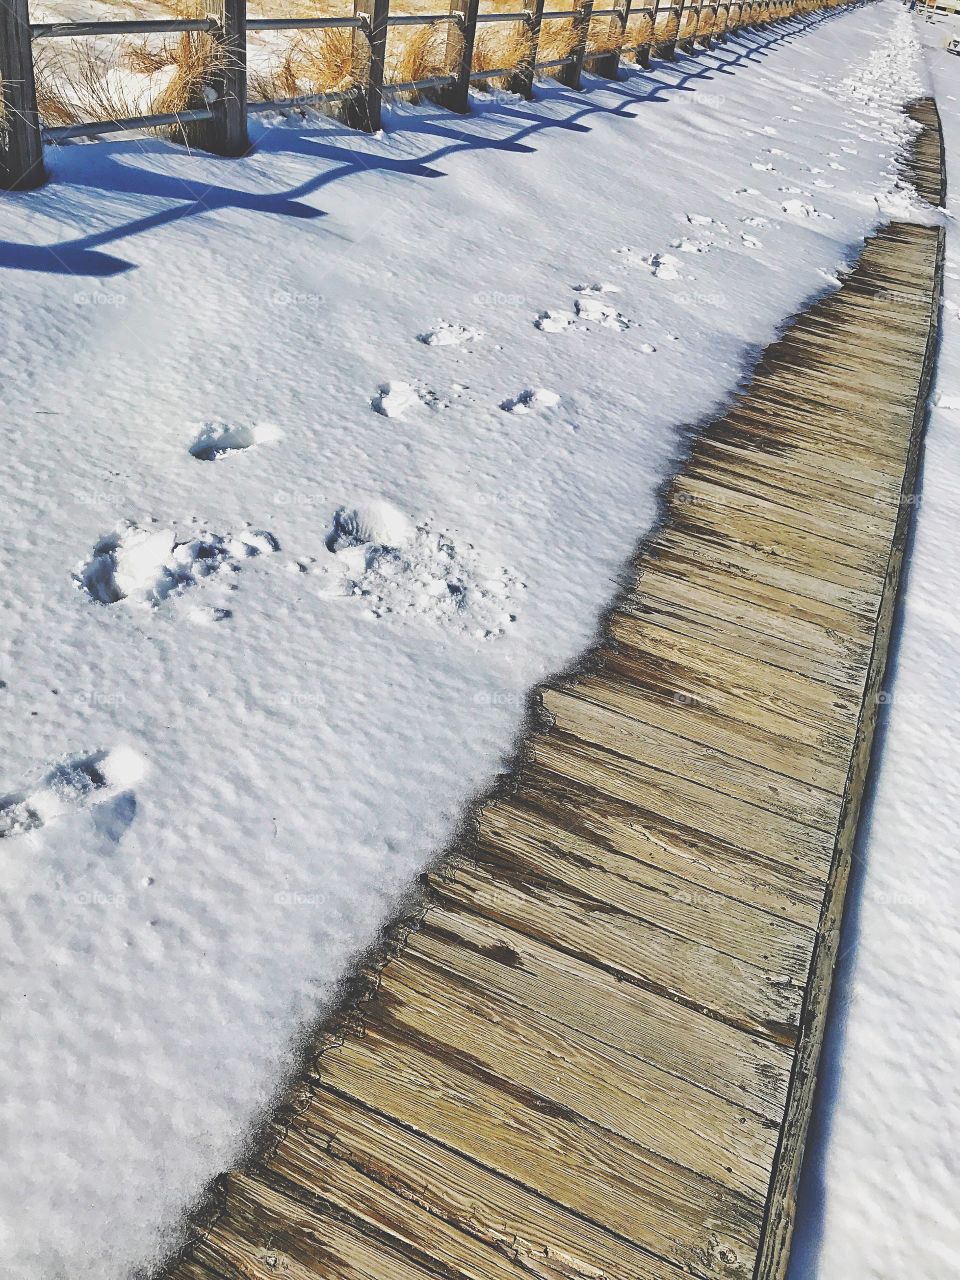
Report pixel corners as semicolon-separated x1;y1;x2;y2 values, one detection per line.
438;0;480;113
698;0;715;45
0;0;45;190
655;0;680;58
512;0;544;99
557;0;594;88
514;0;545;98
186;0;247;156
681;0;703;48
634;3;654;65
592;0;630;79
348;0;389;131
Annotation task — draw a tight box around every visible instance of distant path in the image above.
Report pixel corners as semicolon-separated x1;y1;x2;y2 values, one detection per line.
163;102;944;1280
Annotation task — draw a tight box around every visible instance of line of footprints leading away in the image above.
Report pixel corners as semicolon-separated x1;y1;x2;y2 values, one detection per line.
4;115;860;843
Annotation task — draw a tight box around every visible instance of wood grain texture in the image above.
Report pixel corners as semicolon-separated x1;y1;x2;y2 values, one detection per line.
159;101;944;1280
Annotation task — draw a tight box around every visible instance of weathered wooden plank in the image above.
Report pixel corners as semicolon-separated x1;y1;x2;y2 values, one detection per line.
508;765;828;926
607;613;862;740
406;906;793;1117
476;792;818;964
538;688;843;828
644;540;877;640
669;472;897;552
376;954;779;1196
562;668;850;792
285;1086;687;1280
618;593;867;692
430;858;808;1041
529;732;833;876
314;1021;765;1279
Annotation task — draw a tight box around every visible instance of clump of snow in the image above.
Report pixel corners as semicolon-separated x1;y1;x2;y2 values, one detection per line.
76;521;279;606
373;380;420;417
781;199;833;220
325;499;416;550
534;308;576;332
499;388;561;414
188;421;281;461
574;296;630;329
572;281;621;294
318;503;522;633
417;322;483;346
618;249;682;279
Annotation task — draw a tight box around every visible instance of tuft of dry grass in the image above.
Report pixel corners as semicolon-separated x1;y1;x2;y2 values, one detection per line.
149;32;222;116
471;22;534;88
250;28;358;104
34;42;140;128
385;21;463;98
587;13;626;54
535;17;579;73
624;10;655;51
34;0;221;133
653;9;680;43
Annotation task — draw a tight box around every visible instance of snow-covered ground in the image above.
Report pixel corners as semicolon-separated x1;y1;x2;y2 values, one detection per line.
0;4;933;1277
790;11;960;1280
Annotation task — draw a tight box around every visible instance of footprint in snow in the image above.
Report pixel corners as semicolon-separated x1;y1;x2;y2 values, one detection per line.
0;746;146;841
372;381;449;416
417;322;484;347
535;310;577;333
500;388;560;414
781;200;833;221
189;421;281;461
685;213;728;233
670;237;712;255
574;297;631;330
76;521;279;609
572;281;621;295
316;499;523;638
615;249;682;280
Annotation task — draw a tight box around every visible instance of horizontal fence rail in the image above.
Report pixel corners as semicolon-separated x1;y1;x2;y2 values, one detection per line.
0;0;860;190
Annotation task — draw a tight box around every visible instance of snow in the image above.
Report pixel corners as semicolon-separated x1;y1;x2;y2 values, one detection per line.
0;5;933;1277
790;12;960;1280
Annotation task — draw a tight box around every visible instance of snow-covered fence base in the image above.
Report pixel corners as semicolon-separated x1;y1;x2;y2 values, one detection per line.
0;0;858;190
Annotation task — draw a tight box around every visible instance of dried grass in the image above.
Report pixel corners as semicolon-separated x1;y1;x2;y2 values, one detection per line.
34;43;140;128
150;33;222;115
385;21;463;98
624;11;655;48
653;10;680;42
471;22;534;87
34;0;220;132
250;28;358;103
587;13;626;54
535;17;579;73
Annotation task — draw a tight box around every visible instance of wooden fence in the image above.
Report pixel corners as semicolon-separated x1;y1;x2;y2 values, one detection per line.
0;0;855;190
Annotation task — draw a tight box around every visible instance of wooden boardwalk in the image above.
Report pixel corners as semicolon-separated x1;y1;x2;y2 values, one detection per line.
164;105;944;1280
